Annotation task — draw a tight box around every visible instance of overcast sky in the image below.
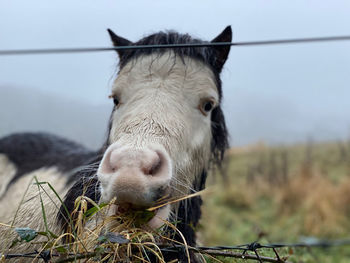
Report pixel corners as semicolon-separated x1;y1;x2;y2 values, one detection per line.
0;0;350;146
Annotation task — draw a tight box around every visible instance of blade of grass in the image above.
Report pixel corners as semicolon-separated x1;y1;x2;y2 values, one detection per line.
2;176;34;253
148;188;210;212
160;219;190;263
34;176;56;238
36;180;89;253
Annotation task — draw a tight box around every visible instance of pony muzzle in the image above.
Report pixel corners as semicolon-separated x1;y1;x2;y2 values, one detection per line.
97;144;172;209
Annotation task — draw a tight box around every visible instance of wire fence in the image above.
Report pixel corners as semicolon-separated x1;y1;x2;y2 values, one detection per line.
0;35;350;56
2;238;350;262
1;33;349;262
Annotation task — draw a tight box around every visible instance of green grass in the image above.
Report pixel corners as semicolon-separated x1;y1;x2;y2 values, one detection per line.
200;140;350;262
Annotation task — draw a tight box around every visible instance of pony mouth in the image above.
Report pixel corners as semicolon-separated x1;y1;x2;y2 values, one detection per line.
147;205;170;229
113;202;170;229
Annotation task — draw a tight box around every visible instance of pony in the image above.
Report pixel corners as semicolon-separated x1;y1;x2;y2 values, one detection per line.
0;26;232;262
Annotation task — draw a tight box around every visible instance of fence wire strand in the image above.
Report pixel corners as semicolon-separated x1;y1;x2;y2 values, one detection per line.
0;35;350;56
2;239;350;262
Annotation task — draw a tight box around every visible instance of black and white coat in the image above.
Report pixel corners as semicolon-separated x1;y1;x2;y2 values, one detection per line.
0;26;231;262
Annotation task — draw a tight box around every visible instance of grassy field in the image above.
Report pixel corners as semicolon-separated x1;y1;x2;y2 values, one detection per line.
2;140;350;262
200;140;350;262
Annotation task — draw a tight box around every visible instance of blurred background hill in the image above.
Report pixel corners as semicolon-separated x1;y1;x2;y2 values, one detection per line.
0;86;111;149
1;85;349;149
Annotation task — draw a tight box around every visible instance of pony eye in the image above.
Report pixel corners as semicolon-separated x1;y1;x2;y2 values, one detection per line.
108;94;121;108
113;96;120;106
204;101;214;112
199;98;216;116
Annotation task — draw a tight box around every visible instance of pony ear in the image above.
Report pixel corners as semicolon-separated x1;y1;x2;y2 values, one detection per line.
107;29;133;58
211;26;232;72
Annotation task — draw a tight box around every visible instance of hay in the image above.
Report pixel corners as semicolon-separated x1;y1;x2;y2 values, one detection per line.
1;186;208;262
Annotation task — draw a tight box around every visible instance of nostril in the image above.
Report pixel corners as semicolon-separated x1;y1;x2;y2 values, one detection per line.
101;162;118;174
148;158;161;175
142;151;162;176
107;159;119;174
108;150;121;173
99;149;120;174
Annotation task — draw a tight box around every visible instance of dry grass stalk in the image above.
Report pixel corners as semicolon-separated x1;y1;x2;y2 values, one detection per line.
1;186;211;262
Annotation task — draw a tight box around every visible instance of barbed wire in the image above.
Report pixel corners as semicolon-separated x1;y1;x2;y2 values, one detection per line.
2;238;350;262
0;35;350;56
161;239;350;263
